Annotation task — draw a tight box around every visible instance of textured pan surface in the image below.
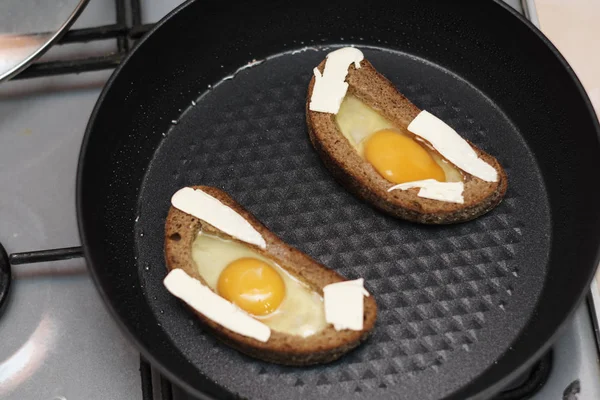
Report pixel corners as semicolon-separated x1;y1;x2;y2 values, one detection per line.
136;48;548;399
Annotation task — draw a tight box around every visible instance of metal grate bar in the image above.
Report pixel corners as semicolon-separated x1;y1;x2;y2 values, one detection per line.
129;23;153;40
14;54;125;79
60;24;129;44
131;0;143;27
140;358;154;400
115;0;129;53
160;376;173;400
17;24;127;44
14;0;150;80
9;246;84;265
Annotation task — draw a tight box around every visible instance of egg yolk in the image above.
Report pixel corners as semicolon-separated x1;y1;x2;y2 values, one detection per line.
217;257;285;316
363;129;446;184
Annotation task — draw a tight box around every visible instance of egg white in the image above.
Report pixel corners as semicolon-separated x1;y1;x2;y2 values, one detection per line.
335;95;463;182
191;231;327;337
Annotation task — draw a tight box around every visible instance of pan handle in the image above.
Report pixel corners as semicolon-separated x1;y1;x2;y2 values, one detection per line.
0;244;83;317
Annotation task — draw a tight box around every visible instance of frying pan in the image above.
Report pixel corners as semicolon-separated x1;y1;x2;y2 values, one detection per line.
77;0;600;399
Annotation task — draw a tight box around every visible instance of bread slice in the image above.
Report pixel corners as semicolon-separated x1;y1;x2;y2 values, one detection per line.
306;58;508;224
164;185;377;366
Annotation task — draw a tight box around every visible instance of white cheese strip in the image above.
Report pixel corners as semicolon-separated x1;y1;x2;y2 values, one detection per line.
388;180;465;204
309;47;364;114
171;187;266;249
407;110;498;182
323;278;369;331
164;269;271;342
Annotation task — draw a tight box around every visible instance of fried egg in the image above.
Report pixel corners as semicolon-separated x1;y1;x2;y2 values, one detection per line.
192;231;327;337
335;95;462;183
218;257;285;316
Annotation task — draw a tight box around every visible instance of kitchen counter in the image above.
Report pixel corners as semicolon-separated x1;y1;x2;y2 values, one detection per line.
535;0;600;116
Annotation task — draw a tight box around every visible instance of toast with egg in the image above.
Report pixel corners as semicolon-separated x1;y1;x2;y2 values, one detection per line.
164;186;377;366
306;51;508;224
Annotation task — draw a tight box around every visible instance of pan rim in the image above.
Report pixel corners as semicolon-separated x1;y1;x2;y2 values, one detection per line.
76;0;600;399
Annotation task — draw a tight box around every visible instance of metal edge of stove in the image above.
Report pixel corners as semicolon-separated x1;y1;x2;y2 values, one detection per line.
0;0;90;83
589;286;600;360
522;0;541;29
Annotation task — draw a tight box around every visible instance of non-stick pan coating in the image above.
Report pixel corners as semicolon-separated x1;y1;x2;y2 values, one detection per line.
77;1;600;399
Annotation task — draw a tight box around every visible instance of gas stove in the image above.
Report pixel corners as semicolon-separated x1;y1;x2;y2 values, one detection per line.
0;1;598;399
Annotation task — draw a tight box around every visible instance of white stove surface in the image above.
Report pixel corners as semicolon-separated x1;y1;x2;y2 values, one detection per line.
0;1;598;399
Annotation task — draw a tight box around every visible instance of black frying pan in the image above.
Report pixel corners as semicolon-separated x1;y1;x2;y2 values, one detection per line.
77;0;600;399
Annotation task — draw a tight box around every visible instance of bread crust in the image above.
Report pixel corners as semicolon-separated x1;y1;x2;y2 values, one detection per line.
164;186;377;365
306;59;508;224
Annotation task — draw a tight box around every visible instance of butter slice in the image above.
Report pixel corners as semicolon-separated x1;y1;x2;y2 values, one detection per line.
171;187;266;249
388;179;465;204
309;47;364;114
408;111;498;182
164;269;271;342
323;278;369;331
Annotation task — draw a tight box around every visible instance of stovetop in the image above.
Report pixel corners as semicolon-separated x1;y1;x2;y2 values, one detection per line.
0;1;598;399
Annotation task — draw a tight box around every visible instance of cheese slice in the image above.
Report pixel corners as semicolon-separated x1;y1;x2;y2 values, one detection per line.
388;179;465;204
407;110;498;182
323;278;369;331
309;47;364;114
171;187;266;249
164;269;271;342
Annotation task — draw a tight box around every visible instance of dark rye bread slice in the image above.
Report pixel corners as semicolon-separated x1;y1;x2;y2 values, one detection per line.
306;58;508;224
165;185;377;366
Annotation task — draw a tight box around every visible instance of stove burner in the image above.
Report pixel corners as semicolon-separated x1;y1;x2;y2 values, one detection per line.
0;242;11;317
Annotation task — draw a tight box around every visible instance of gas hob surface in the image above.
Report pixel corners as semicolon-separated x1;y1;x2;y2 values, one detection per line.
0;1;598;399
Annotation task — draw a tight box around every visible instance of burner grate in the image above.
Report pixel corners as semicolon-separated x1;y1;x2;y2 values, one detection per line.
12;0;151;80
